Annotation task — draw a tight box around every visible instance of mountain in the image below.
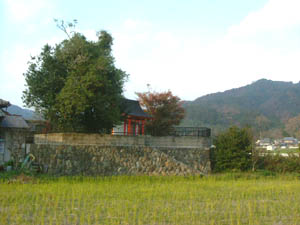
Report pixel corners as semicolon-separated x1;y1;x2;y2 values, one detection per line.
182;79;300;137
6;105;43;120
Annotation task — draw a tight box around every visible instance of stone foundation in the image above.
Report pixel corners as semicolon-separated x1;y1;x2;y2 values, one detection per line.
34;133;211;148
30;144;211;176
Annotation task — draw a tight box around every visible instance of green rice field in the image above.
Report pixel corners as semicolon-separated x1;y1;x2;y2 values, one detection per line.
1;173;300;225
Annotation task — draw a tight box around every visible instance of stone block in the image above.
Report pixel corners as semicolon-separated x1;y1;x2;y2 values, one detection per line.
28;142;211;176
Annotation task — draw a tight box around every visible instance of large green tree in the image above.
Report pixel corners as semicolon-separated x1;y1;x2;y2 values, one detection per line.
23;30;127;133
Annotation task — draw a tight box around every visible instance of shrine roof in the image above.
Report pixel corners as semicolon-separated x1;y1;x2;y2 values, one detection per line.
121;99;151;118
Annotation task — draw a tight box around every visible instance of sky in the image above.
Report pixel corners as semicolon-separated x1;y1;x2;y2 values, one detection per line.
1;0;300;107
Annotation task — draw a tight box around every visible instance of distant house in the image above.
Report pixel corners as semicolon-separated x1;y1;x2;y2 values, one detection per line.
280;145;287;149
266;145;276;151
112;99;151;135
257;138;272;147
274;139;281;146
282;137;298;148
0;99;30;164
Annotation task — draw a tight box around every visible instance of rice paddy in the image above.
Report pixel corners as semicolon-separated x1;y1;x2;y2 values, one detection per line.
1;173;300;224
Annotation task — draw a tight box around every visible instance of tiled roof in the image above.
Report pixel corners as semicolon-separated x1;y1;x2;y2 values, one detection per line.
0;99;11;108
283;137;297;141
0;115;29;129
121;99;151;118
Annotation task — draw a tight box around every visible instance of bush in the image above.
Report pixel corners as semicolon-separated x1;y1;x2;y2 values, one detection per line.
258;153;300;173
3;160;14;168
211;126;253;172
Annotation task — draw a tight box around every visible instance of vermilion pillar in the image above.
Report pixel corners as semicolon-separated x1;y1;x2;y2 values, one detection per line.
128;119;132;135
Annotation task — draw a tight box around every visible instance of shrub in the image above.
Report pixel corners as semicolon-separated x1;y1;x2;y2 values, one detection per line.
258;153;300;173
211;126;253;172
3;160;14;168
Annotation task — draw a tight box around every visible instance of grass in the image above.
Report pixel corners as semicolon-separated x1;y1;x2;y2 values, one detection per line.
1;172;300;224
275;148;300;154
257;147;300;154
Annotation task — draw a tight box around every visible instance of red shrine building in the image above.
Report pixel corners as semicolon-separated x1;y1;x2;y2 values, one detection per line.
112;99;151;135
112;99;152;135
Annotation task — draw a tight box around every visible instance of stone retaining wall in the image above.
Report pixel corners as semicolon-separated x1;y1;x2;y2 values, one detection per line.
34;133;211;149
30;144;211;176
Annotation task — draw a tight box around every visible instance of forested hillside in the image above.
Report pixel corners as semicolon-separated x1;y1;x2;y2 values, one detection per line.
182;79;300;138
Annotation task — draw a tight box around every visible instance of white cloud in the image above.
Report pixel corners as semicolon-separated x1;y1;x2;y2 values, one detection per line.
227;0;300;38
80;29;98;42
123;19;152;31
4;0;52;22
0;45;33;106
113;3;300;101
3;1;300;106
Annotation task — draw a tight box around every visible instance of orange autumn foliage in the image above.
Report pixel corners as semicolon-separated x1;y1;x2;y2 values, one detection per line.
136;90;185;136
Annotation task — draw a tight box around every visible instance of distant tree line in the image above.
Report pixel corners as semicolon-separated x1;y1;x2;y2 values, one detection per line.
182;79;300;139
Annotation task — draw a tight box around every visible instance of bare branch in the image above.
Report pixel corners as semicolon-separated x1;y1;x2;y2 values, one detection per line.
54;19;78;39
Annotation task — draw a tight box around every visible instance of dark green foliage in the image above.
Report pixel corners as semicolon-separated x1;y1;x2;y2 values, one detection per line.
211;126;253;172
257;154;300;173
3;160;14;168
23;30;127;133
